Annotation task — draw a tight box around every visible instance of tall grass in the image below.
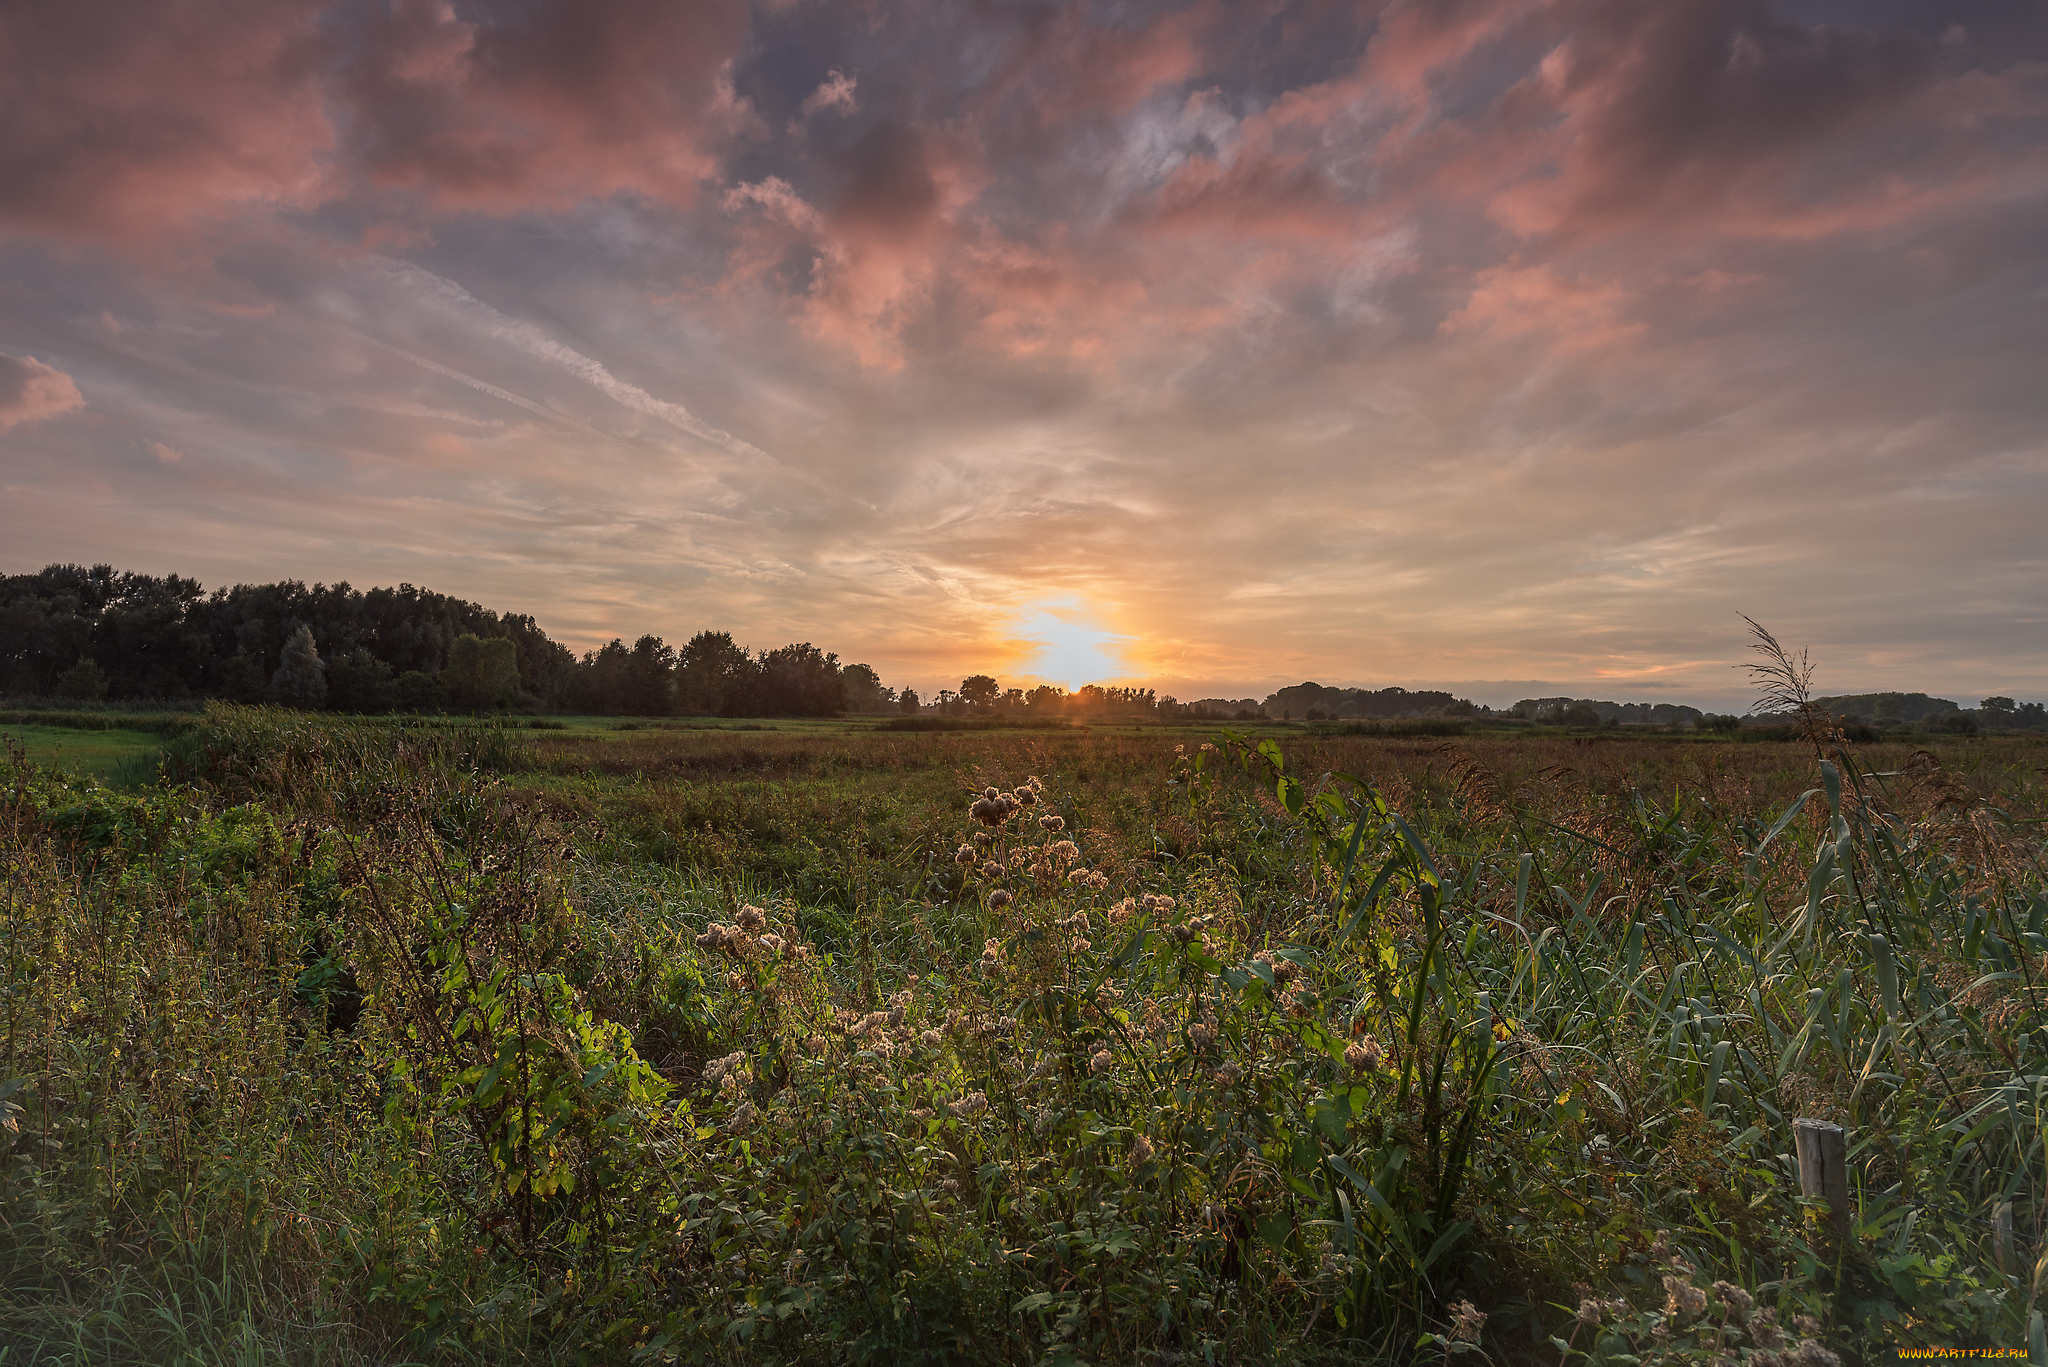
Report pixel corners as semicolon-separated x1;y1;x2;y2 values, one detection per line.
0;706;2037;1363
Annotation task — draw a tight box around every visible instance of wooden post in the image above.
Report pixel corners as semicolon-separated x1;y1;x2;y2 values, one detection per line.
1994;1201;2015;1277
1794;1119;1851;1244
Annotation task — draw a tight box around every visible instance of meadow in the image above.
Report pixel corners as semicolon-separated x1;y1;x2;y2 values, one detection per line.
0;706;2040;1364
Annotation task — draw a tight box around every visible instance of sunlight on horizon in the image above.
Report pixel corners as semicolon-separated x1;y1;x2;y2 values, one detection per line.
1013;600;1131;690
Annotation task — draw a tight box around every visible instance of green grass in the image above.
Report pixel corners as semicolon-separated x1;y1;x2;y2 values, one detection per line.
0;704;2039;1364
0;721;164;785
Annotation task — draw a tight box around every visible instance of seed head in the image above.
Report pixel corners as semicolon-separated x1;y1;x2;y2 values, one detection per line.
1039;815;1065;832
1089;1048;1113;1074
1664;1277;1708;1316
1345;1038;1383;1072
1712;1282;1753;1319
955;844;976;865
989;889;1013;910
945;1091;988;1118
1448;1300;1485;1344
984;786;1000;801
1129;1134;1154;1165
1576;1299;1604;1325
1214;1061;1241;1085
982;860;1004;879
724;1100;757;1133
735;904;767;933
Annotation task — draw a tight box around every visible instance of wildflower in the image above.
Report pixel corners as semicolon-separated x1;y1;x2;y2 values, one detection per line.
981;938;1002;968
1139;999;1165;1033
1017;787;1037;806
984;785;1000;801
982;859;1004;879
1071;938;1091;952
1108;897;1137;922
1050;839;1079;861
1664;1276;1708;1316
1027;1057;1058;1082
1792;1342;1839;1367
918;1029;943;1049
1089;1048;1113;1074
989;890;1013;910
955;844;976;865
1214;1061;1242;1085
1189;1021;1216;1047
724;1101;756;1133
940;1178;961;1194
694;923;744;953
1066;868;1090;884
702;1051;747;1085
735;904;767;933
1448;1300;1485;1344
909;1107;934;1122
1086;870;1110;890
1039;815;1065;832
1153;895;1176;912
1713;1282;1753;1319
1751;1310;1785;1349
1576;1299;1604;1325
726;971;747;992
1345;1038;1382;1072
759;933;786;954
1129;1134;1154;1165
1793;1317;1821;1338
946;1091;988;1118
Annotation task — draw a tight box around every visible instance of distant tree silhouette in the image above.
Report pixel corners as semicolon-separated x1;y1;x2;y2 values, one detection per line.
270;625;327;708
54;657;108;700
621;636;676;715
327;649;396;713
756;643;846;716
959;675;1000;713
444;634;522;711
677;631;756;715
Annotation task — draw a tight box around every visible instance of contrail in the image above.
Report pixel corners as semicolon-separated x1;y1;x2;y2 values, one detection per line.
365;258;768;461
351;331;601;435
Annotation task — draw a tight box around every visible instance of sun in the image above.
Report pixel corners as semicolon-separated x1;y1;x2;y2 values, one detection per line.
1012;599;1130;690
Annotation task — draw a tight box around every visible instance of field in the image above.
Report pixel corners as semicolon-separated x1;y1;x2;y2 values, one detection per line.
0;722;168;787
0;706;2041;1364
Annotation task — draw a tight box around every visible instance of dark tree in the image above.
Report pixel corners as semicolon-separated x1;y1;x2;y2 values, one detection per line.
958;675;1000;713
754;643;845;716
677;631;756;716
271;625;328;709
622;636;677;716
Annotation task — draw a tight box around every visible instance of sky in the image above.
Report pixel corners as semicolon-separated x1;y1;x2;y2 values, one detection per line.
2;0;2045;711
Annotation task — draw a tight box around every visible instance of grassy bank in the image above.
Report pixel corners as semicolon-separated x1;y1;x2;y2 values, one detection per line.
0;705;2038;1363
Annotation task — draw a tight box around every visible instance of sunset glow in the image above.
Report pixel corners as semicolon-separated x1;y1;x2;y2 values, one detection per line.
3;1;2045;708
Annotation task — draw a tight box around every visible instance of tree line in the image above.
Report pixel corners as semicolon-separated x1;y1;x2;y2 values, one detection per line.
0;564;895;717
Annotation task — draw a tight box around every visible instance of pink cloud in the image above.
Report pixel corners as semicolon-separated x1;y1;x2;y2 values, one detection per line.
795;69;859;125
0;0;333;239
334;0;756;211
0;354;85;431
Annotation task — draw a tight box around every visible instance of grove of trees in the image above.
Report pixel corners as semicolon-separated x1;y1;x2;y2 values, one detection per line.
0;564;894;718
